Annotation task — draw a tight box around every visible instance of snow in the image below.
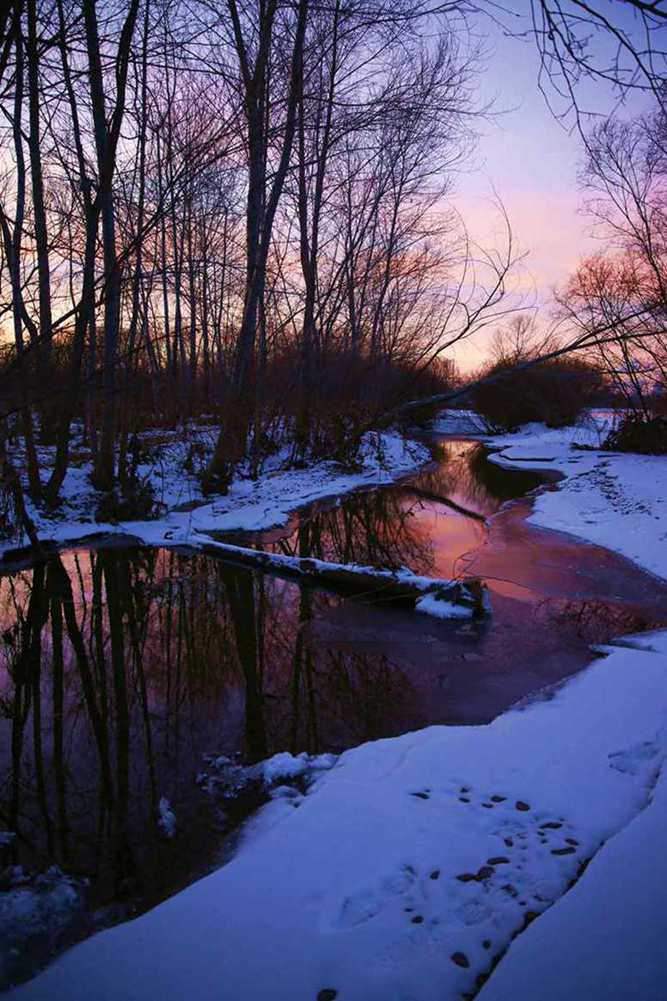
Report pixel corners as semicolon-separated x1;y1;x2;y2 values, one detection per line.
261;751;336;785
414;592;474;619
193;540;488;618
4;412;667;998
1;427;430;559
199;750;336;796
0;868;88;990
478;715;667;1001
434;409;667;581
196;752;338;814
8;633;667;1001
157;798;177;840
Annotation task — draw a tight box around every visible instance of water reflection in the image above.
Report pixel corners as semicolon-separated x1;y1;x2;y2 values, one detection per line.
1;438;665;972
411;439;549;516
264;441;509;580
0;544;430;921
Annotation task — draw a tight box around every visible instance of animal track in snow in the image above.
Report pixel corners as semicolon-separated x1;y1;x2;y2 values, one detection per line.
323;776;586;991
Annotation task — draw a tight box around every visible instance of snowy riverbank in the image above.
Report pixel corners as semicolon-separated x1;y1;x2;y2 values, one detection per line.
433;409;667;581
4;414;667;1000
8;630;667;1001
1;426;430;559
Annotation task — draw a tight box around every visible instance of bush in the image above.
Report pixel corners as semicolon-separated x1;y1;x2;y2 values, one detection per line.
471;357;605;432
95;474;162;523
604;413;667;454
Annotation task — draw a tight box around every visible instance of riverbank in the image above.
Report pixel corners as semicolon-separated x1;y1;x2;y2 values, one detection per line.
433;409;667;581
4;414;667;1000
9;629;667;1001
1;426;430;560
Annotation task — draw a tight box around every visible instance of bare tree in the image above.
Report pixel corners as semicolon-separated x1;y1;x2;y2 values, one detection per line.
84;0;140;489
558;105;667;411
204;0;310;491
527;0;667;120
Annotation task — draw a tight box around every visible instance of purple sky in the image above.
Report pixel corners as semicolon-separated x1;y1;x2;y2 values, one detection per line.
450;3;652;369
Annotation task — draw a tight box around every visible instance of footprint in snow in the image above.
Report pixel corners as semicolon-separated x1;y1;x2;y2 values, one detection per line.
329;864;417;930
608;740;659;775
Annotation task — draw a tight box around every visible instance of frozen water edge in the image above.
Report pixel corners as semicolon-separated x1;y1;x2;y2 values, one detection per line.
433;409;667;583
1;428;431;559
5;414;667;999
0;868;89;990
7;632;667;1001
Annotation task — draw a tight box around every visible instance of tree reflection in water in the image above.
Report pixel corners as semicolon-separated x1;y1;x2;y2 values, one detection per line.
0;487;431;915
2;439;662;948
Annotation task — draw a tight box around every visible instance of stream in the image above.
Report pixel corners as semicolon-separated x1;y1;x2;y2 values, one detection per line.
2;435;667;986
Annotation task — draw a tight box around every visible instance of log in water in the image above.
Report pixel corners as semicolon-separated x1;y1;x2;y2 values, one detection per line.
200;539;489;617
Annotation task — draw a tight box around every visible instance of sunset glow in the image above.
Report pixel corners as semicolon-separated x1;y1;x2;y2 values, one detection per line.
1;2;667;998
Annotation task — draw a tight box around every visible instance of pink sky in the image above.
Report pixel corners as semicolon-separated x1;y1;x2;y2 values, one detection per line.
449;4;650;370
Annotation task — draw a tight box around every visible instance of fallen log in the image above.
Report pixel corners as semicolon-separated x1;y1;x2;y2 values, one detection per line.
199;538;490;619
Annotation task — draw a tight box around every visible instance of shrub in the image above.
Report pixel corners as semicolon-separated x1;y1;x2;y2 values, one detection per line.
95;474;162;523
603;413;667;454
471;357;605;432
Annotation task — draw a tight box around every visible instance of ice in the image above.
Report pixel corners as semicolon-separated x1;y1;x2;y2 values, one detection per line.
435;409;667;580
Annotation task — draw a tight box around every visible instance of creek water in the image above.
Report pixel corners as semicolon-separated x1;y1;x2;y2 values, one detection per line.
1;436;666;981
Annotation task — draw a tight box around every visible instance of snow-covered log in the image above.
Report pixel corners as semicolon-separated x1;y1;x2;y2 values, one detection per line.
200;539;489;619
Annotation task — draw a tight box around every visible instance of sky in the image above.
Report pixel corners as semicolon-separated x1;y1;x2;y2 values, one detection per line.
449;1;652;370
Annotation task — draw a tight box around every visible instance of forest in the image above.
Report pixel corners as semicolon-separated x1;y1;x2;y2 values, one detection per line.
0;0;665;547
2;3;667;1000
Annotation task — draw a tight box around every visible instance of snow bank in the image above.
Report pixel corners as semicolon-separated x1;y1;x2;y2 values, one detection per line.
479;681;667;1001
9;633;667;1001
2;428;430;559
436;409;667;581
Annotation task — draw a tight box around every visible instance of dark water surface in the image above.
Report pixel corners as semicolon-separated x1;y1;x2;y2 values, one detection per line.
2;437;666;976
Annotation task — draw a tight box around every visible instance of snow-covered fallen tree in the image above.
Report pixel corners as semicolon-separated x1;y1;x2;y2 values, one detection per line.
200;538;490;619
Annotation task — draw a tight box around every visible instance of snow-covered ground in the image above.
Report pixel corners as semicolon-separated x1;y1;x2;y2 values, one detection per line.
479;719;667;1001
1;425;429;558
433;409;667;581
8;632;667;1001
4;412;667;999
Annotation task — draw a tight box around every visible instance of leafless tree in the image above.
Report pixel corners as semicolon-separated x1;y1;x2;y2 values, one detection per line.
558;103;667;411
